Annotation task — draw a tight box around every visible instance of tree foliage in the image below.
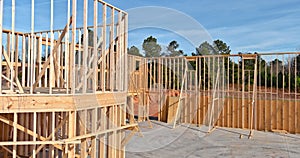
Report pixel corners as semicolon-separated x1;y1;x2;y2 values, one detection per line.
130;36;300;92
128;46;143;57
213;39;231;54
194;41;214;55
166;40;184;57
80;29;95;47
142;36;161;57
193;39;231;56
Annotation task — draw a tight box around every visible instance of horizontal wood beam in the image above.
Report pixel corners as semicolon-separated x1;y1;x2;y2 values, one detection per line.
0;115;63;150
0;140;81;146
66;123;137;141
0;95;75;112
75;92;127;109
0;92;127;112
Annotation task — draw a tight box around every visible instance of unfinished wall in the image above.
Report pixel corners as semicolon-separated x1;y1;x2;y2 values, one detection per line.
129;53;300;134
0;0;134;158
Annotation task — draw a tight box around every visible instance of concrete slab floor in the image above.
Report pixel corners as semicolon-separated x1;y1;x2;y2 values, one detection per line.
126;121;300;158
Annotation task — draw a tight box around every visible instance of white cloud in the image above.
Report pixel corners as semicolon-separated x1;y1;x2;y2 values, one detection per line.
208;10;300;53
127;6;214;47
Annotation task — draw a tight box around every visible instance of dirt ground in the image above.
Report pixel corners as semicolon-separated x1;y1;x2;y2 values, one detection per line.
126;121;300;158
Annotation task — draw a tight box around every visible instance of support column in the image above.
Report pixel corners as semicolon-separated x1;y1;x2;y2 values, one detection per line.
68;111;75;157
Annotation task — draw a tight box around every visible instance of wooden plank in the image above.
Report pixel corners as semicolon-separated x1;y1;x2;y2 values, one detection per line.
0;140;80;146
32;112;37;158
227;98;232;128
0;114;63;151
18;113;25;156
266;99;271;131
241;59;245;128
119;104;124;158
73;92;127;110
0;145;21;158
32;16;73;91
123;15;129;90
203;95;207;126
121;127;138;147
0;95;74;112
26;35;31;87
101;4;107;92
0;0;3;94
6;33;11;89
10;0;15;91
271;129;288;134
283;100;289;131
157;58;162;121
121;13;127;91
167;97;179;123
173;63;187;128
93;0;98;93
24;113;29;156
295;59;298;133
271;99;277;130
30;35;36;94
108;106;114;158
14;34;19;87
13;112;17;158
237;96;242;128
296;100;299;133
82;0;88;93
68;111;75;157
70;0;77;94
66;120;137;142
29;113;69;158
1;74;18;87
2;48;24;93
50;112;55;158
127;96;135;124
22;35;26;87
99;107;106;158
37;34;42;87
116;12;121;91
42;113;47;157
109;8;115;91
259;99;264;131
90;108;98;158
3;114;9;158
112;105;117;157
30;0;35;94
49;0;54;95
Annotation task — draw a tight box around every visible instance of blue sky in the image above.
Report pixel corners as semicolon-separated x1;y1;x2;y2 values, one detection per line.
105;0;300;55
2;0;300;55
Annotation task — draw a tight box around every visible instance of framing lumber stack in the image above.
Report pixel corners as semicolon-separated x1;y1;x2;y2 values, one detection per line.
0;0;135;157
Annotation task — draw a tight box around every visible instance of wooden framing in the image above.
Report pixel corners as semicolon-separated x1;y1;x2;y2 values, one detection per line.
128;52;300;134
0;0;133;158
2;0;300;156
0;0;3;94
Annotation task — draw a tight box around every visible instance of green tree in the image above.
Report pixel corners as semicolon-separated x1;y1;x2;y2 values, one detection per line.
167;40;184;57
213;39;231;54
193;40;232;89
128;46;143;57
142;36;161;57
80;29;95;47
194;41;214;55
194;40;231;56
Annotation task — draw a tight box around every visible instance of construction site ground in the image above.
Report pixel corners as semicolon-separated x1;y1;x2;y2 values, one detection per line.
126;121;300;158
